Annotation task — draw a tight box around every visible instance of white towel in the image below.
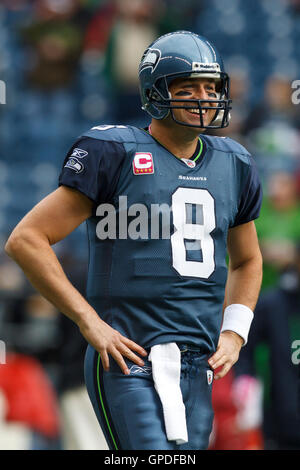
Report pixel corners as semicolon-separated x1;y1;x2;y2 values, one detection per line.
148;343;188;445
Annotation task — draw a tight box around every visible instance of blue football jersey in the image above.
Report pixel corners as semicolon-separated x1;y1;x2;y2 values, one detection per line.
59;125;262;353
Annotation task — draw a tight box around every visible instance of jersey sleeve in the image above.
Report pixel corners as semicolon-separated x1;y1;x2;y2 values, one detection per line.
58;136;126;204
232;156;263;227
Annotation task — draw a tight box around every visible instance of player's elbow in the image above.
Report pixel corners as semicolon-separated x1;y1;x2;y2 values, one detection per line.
248;250;263;285
252;247;263;276
5;227;40;260
5;229;25;259
257;249;263;271
257;251;263;283
229;248;263;275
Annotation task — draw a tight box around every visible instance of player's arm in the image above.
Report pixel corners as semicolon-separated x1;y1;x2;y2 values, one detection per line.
225;220;263;311
208;220;263;379
5;186;147;374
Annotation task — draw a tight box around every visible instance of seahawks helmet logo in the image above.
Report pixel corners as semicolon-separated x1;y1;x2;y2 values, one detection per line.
139;48;161;74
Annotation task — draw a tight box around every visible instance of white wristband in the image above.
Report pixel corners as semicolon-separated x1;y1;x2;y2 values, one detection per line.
221;304;254;346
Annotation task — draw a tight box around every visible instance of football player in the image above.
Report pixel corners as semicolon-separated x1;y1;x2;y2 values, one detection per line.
5;31;263;450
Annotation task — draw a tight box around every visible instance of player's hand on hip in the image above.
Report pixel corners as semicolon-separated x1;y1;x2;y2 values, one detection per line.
208;331;243;380
79;316;148;375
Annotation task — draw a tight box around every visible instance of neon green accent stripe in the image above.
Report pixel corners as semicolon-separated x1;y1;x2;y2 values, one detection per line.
96;354;119;450
193;138;203;162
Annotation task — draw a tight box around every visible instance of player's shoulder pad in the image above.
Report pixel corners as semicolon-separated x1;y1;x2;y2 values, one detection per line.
202;135;251;164
81;124;152;145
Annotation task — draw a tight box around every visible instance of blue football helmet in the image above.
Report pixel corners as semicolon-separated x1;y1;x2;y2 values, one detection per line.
139;31;232;129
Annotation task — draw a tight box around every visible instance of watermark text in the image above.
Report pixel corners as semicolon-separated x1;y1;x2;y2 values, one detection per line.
291;80;300;105
0;340;6;364
292;339;300;365
0;80;6;105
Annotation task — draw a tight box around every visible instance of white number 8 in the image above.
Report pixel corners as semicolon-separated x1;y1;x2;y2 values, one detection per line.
171;187;216;278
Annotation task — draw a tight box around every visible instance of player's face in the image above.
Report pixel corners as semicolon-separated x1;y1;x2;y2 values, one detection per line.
168;77;218;128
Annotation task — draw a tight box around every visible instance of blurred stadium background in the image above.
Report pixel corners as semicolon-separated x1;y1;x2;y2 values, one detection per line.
0;0;300;450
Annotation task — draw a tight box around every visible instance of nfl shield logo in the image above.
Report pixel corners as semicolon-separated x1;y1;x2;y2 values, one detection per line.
207;370;213;385
133;152;154;175
181;158;196;168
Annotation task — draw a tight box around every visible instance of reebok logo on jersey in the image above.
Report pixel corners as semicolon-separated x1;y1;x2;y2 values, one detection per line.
129;365;152;375
71;148;88;158
133;152;154;175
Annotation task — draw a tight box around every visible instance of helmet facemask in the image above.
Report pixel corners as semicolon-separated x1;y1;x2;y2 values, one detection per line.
145;71;232;129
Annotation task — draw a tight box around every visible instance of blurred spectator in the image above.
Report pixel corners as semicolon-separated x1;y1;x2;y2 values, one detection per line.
209;370;264;450
102;0;162;124
0;352;62;450
0;257;25;294
158;0;203;33
0;262;64;449
245;75;300;179
288;0;300;13
235;248;300;450
34;0;82;22
225;69;250;140
83;1;118;53
11;293;62;383
1;0;32;10
255;171;300;289
21;12;83;90
0;389;31;450
248;74;300;130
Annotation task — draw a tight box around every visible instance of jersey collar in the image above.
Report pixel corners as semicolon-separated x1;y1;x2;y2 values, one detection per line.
146;126;206;165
